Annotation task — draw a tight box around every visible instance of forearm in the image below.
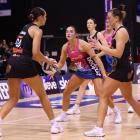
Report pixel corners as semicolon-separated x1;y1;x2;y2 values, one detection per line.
98;44;121;58
57;62;65;69
101;47;118;57
97;51;106;57
32;51;49;63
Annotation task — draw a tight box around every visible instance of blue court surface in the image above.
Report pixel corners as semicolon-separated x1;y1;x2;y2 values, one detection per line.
16;95;125;109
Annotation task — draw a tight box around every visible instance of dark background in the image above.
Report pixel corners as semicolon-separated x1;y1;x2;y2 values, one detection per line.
0;0;105;41
0;0;139;61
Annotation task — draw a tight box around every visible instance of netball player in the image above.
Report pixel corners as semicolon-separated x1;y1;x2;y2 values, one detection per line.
0;7;63;136
102;19;134;114
84;8;140;137
54;25;107;122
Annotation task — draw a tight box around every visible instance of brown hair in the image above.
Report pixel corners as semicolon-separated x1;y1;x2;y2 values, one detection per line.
28;7;46;22
66;25;79;38
109;8;126;21
87;18;97;24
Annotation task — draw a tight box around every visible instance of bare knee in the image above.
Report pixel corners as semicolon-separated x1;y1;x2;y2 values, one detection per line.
100;94;109;101
123;94;133;102
97;90;111;103
95;88;102;97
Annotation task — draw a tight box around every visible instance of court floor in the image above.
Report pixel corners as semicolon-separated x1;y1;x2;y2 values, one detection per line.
0;84;140;140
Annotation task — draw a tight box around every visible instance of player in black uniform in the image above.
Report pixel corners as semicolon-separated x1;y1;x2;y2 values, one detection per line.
0;7;63;136
84;8;140;137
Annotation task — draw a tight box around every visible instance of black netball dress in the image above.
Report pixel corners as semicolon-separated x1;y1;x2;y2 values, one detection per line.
6;23;38;78
109;26;134;82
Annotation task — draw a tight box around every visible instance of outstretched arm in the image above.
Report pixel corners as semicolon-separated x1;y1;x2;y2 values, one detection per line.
46;44;68;77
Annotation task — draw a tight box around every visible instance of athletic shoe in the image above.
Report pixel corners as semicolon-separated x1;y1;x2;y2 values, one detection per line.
114;109;122;124
84;126;105;137
55;112;69;122
51;122;63;134
128;106;134;113
66;105;80;115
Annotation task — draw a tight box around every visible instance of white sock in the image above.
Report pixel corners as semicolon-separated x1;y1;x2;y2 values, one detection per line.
95;126;103;131
113;106;119;113
74;104;79;108
108;106;112;110
59;111;67;117
50;119;57;125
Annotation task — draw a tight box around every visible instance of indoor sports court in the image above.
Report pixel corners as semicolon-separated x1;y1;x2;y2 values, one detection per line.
0;0;140;139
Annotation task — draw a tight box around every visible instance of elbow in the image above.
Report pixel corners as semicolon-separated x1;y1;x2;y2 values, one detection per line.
113;51;123;58
32;52;39;59
116;53;122;58
57;63;63;69
117;56;121;59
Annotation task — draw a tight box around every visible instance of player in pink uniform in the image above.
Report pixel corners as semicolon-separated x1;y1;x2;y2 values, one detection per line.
53;25;107;122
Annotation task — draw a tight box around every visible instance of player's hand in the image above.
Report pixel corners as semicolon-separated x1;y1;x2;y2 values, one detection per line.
90;39;102;50
47;58;57;65
46;70;56;78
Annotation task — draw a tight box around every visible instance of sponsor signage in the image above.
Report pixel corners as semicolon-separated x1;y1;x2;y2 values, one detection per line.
0;74;72;101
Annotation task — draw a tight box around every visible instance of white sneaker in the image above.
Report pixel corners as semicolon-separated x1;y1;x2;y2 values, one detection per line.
51;122;63;134
55;112;69;122
128;106;134;113
106;107;113;116
84;126;105;137
66;106;80;115
114;110;122;124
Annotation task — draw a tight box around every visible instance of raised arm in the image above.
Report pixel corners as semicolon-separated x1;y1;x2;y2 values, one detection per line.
94;28;128;58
